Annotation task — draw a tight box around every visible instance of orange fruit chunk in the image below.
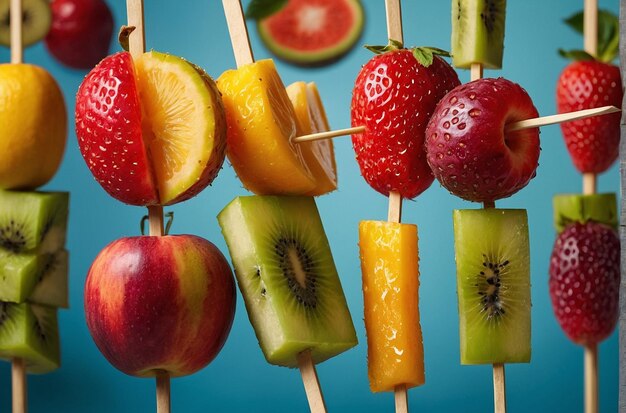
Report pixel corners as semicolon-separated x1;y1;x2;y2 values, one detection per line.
359;220;425;392
217;60;316;195
286;81;337;195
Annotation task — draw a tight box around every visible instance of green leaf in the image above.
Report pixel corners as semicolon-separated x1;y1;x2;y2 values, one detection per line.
245;0;288;20
410;47;452;67
558;49;595;61
561;9;619;62
364;39;404;55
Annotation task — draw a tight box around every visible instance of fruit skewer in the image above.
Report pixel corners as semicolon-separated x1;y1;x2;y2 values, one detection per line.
10;1;26;412
221;1;328;411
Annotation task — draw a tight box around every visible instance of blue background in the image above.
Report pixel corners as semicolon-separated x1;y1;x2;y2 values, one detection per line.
0;0;621;411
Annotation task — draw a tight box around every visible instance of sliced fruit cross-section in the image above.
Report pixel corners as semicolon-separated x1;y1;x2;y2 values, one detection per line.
359;220;424;392
287;81;337;195
453;208;531;364
75;51;226;206
218;195;357;367
553;193;617;233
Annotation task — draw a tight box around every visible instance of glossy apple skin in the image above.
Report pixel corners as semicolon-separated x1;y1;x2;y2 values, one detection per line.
84;235;236;378
45;0;114;69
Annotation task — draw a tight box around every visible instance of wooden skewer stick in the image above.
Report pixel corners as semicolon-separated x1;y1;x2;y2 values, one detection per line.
10;1;26;412
220;2;327;412
12;357;26;413
297;351;327;413
493;363;507;413
394;384;408;413
292;106;621;144
126;0;170;411
582;0;599;200
584;344;598;413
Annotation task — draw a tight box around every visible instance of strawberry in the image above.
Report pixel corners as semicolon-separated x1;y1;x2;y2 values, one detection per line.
351;43;460;199
425;78;540;203
549;221;620;345
556;10;622;173
75;52;158;205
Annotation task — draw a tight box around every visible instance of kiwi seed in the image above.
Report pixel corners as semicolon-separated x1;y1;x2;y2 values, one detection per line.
274;237;317;308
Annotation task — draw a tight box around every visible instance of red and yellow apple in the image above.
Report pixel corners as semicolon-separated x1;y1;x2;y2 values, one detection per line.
75;51;226;206
84;235;236;377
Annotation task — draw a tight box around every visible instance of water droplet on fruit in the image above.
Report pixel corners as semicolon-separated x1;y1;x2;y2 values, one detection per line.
469;93;476;100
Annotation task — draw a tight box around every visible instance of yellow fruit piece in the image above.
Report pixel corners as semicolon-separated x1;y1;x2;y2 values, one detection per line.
359;220;425;393
135;51;226;205
0;64;67;189
217;60;316;195
286;82;337;196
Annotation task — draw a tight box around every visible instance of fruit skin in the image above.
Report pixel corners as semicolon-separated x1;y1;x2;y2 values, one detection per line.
257;0;364;66
556;60;622;173
84;235;236;377
351;50;460;199
549;221;619;346
552;193;617;233
45;0;114;69
0;64;67;190
359;221;424;392
75;52;157;205
426;77;540;203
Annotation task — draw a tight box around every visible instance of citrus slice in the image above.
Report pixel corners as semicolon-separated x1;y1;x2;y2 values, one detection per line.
135;51;226;205
286;81;337;195
217;59;316;195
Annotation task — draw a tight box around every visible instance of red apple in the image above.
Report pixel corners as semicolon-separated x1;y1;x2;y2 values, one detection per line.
84;235;236;377
425;77;540;203
45;0;114;69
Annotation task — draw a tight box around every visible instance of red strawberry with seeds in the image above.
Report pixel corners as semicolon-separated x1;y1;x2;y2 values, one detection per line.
351;44;460;199
549;221;620;345
556;10;623;173
556;60;621;173
425;77;540;203
75;52;158;205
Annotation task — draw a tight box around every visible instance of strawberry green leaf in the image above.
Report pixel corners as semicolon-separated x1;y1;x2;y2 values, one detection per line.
562;9;619;62
558;49;595;61
245;0;288;20
364;39;404;54
410;47;452;67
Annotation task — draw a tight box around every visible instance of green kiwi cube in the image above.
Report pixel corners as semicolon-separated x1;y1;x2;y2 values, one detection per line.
453;208;530;364
451;0;506;69
218;196;357;367
0;302;60;373
0;250;44;303
553;193;617;233
29;250;69;308
0;190;69;254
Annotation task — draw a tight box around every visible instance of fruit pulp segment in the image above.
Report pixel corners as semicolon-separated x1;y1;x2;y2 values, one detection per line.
218;196;357;367
453;209;530;364
0;302;60;373
135;51;225;205
28;250;69;308
553;193;617;233
0;251;43;303
451;0;506;69
359;221;424;392
217;60;317;195
257;0;364;64
286;81;337;196
0;190;69;253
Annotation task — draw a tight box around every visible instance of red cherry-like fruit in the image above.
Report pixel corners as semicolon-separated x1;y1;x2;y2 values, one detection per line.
85;235;236;377
425;77;540;203
556;60;622;173
549;221;620;346
45;0;114;69
351;48;460;199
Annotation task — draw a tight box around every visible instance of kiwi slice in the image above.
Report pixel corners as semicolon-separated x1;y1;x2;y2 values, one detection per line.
0;249;43;303
553;193;617;233
0;190;69;254
0;0;51;47
453;208;530;364
218;195;357;367
28;250;68;308
0;302;60;373
451;0;506;69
